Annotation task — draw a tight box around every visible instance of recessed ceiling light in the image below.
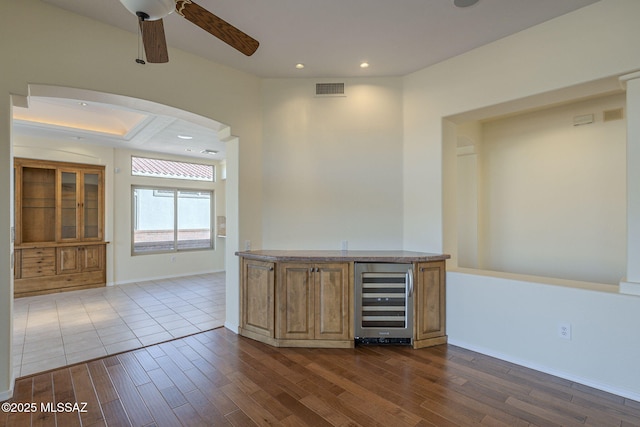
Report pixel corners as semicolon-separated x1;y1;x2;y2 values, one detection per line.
185;148;193;152
454;0;479;7
360;62;370;69
200;149;218;155
295;63;305;69
79;102;88;107
177;135;193;140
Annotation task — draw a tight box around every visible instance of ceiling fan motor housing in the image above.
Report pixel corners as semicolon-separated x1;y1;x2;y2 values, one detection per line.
119;0;175;20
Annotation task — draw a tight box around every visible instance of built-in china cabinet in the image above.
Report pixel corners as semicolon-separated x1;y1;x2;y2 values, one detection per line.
13;158;107;297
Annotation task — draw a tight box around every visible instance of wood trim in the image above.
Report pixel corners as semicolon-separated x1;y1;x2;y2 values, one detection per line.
14;157;106;174
14;164;22;245
17;241;110;249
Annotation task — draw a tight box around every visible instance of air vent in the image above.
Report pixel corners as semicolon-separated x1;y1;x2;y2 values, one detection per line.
315;83;345;97
573;114;594;126
603;108;624;122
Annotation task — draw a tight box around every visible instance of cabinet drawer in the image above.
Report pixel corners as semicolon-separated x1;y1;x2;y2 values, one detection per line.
22;248;55;259
21;248;56;278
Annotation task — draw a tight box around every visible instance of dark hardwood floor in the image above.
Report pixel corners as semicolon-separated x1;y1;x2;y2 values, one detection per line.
2;328;639;426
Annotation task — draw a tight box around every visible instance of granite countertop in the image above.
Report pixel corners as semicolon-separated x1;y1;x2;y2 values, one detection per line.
235;250;450;263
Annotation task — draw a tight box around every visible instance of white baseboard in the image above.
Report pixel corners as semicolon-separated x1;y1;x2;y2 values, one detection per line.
620;279;640;296
113;269;224;286
448;338;640;403
0;384;14;402
224;321;239;334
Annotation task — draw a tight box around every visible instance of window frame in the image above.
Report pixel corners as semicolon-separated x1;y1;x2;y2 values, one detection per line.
131;185;215;256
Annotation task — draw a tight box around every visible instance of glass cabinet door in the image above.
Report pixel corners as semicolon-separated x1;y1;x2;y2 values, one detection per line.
83;172;100;239
21;167;56;243
60;171;78;239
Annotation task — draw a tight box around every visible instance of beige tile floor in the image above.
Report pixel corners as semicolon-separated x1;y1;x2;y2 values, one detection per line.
13;272;225;378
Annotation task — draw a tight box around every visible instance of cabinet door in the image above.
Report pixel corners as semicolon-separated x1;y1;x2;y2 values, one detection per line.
81;245;104;272
277;263;314;340
315;263;350;340
58;170;79;240
82;171;102;240
57;247;80;274
415;261;446;340
20;166;56;243
241;259;275;338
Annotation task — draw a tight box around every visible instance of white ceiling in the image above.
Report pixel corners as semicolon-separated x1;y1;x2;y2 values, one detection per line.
41;0;601;78
15;0;601;160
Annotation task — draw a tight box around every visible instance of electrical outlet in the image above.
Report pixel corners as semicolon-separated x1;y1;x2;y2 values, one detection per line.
341;240;348;251
244;240;251;250
558;323;572;340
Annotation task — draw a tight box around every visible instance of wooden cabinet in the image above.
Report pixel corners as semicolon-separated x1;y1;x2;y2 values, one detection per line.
277;263;350;341
237;251;448;350
413;261;447;349
14;158;107;297
240;259;275;339
239;258;352;348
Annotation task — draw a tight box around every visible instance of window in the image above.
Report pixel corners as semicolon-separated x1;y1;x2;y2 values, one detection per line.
131;156;214;182
132;186;213;254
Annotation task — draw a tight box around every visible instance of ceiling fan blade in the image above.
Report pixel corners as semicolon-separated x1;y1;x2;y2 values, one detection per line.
176;1;259;56
139;18;169;63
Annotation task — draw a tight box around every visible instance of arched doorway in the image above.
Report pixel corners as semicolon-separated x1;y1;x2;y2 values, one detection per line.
10;84;240;376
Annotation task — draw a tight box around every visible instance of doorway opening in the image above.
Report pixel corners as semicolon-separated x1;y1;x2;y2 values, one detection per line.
10;85;239;377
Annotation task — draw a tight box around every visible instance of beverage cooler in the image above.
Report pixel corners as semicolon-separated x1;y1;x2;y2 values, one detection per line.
354;262;414;345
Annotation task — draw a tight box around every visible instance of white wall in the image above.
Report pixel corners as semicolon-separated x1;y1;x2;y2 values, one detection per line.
0;99;14;401
261;78;404;250
448;270;640;400
456;121;482;268
405;0;640;400
471;94;626;284
0;0;261;399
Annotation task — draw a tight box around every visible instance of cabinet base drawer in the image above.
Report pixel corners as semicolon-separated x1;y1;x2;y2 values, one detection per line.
14;271;105;298
240;328;354;348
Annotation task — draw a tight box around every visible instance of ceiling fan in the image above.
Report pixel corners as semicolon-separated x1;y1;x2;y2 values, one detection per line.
119;0;259;63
